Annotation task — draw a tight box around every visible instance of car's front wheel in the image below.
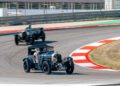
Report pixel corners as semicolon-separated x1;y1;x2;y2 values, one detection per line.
23;58;31;73
65;61;74;74
42;61;51;74
14;34;19;45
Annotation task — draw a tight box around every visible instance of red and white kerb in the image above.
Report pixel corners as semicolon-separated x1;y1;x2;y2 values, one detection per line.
70;37;120;71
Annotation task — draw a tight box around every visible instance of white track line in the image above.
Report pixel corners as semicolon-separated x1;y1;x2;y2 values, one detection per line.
77;63;96;67
72;56;87;60
107;37;120;40
86;42;104;46
73;49;90;53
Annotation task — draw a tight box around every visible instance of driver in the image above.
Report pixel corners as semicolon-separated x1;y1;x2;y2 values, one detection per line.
25;24;32;31
33;48;40;64
40;47;46;53
39;27;45;35
49;47;54;52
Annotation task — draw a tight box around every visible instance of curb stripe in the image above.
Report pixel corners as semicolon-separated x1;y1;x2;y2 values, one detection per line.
99;40;116;43
77;63;96;67
0;29;22;34
71;53;88;57
72;56;86;60
99;69;117;71
74;60;90;63
107;37;120;40
86;42;104;46
73;56;86;60
70;37;120;72
0;23;120;36
81;46;98;50
89;66;107;69
73;49;90;53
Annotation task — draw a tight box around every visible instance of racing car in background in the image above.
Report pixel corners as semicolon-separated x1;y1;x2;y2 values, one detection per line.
14;25;45;45
23;44;74;74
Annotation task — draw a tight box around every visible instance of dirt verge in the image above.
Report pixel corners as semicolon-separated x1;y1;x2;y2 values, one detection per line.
89;40;120;70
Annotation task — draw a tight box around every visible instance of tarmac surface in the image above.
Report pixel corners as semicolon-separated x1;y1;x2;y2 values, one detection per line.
0;26;120;85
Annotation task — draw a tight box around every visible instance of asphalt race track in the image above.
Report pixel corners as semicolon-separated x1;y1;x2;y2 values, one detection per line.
1;26;120;85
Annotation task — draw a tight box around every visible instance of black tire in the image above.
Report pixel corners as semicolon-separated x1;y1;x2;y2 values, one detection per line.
28;48;32;55
40;31;45;42
65;61;74;74
23;59;31;73
22;32;27;40
42;61;51;74
25;37;29;45
30;37;34;45
14;34;19;45
42;37;45;42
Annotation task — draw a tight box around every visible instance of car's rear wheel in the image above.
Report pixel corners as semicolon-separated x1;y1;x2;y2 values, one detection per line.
42;37;45;42
65;61;74;74
39;31;45;42
30;37;34;45
14;34;19;45
23;59;31;73
22;32;27;40
42;61;51;74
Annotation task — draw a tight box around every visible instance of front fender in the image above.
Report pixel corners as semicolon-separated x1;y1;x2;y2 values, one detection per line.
23;58;27;62
23;57;34;68
64;57;73;62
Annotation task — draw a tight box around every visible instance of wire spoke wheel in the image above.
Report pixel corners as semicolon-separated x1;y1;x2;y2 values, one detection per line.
66;62;74;74
42;61;51;74
14;35;19;45
23;59;31;73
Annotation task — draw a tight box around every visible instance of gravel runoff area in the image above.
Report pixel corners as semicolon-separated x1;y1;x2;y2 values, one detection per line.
89;40;120;70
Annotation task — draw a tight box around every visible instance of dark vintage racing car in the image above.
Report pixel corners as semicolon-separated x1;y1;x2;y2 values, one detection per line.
23;45;74;74
14;25;45;45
